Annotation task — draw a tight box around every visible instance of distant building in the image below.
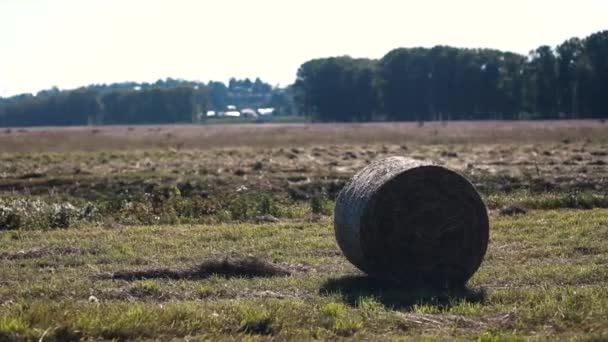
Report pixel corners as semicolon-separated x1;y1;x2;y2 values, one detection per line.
241;108;258;118
224;110;241;117
257;107;275;116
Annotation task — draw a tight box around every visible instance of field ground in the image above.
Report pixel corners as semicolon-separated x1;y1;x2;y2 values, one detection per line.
1;120;607;153
1;121;608;340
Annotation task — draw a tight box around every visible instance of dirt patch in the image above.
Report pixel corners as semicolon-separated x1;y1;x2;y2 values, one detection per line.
398;312;487;329
17;172;47;179
498;205;528;216
288;179;347;200
97;257;308;281
571;246;601;256
3;121;608;154
0;246;86;260
97;284;310;302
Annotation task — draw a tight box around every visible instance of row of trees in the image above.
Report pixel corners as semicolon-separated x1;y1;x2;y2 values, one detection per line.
0;78;293;127
294;30;608;121
1;30;606;126
98;86;206;124
0;82;207;127
0;89;100;127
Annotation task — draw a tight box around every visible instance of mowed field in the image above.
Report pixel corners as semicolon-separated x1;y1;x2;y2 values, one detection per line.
1;120;608;340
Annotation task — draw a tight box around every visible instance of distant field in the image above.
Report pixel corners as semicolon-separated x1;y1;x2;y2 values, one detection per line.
203;115;310;125
1;120;608;340
1;120;607;153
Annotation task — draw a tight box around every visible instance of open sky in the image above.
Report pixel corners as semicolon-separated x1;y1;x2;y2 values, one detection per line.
1;0;606;97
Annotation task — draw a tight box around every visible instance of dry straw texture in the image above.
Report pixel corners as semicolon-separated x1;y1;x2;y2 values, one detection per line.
334;156;489;288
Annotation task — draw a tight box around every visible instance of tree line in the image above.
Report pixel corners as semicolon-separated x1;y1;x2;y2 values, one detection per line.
1;30;606;127
0;78;292;127
294;30;608;122
0;80;207;127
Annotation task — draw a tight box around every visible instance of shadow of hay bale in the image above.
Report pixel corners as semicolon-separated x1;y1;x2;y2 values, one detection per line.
320;275;486;310
98;257;293;281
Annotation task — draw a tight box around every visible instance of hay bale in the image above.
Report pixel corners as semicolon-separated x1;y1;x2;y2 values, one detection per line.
334;156;489;287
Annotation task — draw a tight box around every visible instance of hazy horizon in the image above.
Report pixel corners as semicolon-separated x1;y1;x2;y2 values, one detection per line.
1;0;607;97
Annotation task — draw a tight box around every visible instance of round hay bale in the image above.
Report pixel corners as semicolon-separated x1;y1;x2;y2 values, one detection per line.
334;156;489;287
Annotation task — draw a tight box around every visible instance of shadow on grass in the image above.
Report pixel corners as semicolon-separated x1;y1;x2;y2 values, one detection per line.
97;257;293;281
320;274;486;310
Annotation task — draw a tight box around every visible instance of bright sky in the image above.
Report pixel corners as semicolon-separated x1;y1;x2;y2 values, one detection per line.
1;0;606;97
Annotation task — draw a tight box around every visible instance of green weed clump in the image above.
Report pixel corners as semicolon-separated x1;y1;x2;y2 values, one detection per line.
129;280;162;297
100;187;311;226
238;306;276;335
310;194;334;216
0;199;84;230
487;190;608;211
0;206;21;230
320;302;362;337
0;189;310;230
0;317;32;341
49;203;79;229
227;193;280;221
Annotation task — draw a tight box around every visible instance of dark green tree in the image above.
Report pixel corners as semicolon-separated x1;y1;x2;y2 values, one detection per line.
207;81;229;110
556;38;583;117
525;46;558;118
294;56;378;122
580;30;608;117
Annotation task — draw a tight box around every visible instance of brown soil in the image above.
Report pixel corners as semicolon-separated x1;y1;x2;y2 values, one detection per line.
1;120;607;153
1;121;607;201
0;247;86;260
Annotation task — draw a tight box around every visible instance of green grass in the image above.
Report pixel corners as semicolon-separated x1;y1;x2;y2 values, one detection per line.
1;209;608;340
1;137;607;339
486;190;608;210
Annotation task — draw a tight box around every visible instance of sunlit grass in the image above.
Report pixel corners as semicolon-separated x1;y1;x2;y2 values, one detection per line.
1;209;607;339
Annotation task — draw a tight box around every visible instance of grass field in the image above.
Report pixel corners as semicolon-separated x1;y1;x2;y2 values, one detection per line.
1;121;608;340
